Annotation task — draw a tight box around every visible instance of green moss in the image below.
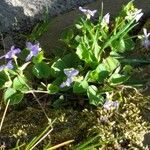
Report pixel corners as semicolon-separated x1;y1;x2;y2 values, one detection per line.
0;95;150;149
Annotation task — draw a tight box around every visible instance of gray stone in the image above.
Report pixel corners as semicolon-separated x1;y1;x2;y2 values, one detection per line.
1;0;150;34
0;0;96;33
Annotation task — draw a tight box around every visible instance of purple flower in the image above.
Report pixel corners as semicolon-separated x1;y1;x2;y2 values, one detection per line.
103;100;119;110
142;28;150;48
79;6;97;19
0;65;5;72
6;60;13;69
0;60;13;72
26;42;41;61
102;13;110;24
60;68;79;88
134;9;143;22
64;69;79;78
125;9;143;22
5;46;21;59
0;46;21;60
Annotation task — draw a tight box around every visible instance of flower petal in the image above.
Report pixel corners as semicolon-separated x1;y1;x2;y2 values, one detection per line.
26;42;41;61
103;100;119;110
5;46;21;59
26;53;33;61
64;68;79;77
6;60;13;69
142;39;150;48
112;101;119;109
0;65;5;71
26;42;33;49
65;77;73;86
79;6;97;18
103;100;113;110
70;69;79;77
103;13;110;24
135;12;143;22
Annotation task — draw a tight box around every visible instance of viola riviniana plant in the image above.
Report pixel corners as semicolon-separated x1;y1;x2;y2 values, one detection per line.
0;1;149;107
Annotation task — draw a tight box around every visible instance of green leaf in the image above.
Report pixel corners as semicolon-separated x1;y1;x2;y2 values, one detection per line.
124;37;135;51
19;48;30;60
4;88;16;100
13;76;29;92
91;64;109;82
60;28;74;43
111;38;126;53
75;24;83;29
52;77;64;86
109;73;129;85
75;35;82;42
103;57;120;72
0;71;8;88
76;43;90;63
47;84;59;94
62;53;80;68
87;70;99;82
111;37;135;53
87;85;104;106
50;59;66;77
8;69;18;76
4;88;24;105
76;43;97;68
33;51;45;64
97;70;109;82
123;65;133;75
73;80;88;93
32;62;51;79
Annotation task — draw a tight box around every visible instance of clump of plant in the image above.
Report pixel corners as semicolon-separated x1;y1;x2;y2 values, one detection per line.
0;1;149;109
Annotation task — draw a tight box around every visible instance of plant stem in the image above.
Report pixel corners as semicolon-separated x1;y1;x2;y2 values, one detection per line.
20;77;50;122
0;99;10;132
30;91;50;122
25;90;49;94
47;140;74;150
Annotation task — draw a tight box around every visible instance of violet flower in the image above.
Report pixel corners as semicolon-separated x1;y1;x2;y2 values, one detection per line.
26;42;41;61
103;100;119;110
134;9;143;22
79;6;97;19
60;68;79;88
102;13;110;24
6;60;14;69
142;28;150;48
0;46;20;71
0;46;21;60
126;9;143;22
0;60;13;72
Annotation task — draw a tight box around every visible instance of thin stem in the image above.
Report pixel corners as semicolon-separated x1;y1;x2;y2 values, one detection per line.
25;90;49;94
0;99;10;132
30;128;53;150
30;91;50;121
13;56;19;68
19;77;50;122
47;140;74;150
4;69;12;83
